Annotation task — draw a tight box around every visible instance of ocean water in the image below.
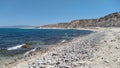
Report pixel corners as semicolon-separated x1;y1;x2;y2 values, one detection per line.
0;28;92;56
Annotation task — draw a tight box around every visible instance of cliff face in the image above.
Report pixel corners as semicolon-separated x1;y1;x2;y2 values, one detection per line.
41;12;120;28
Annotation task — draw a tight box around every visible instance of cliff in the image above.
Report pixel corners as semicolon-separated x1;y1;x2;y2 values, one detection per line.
40;12;120;28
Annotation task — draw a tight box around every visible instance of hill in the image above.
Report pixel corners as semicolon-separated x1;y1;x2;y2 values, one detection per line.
40;12;120;28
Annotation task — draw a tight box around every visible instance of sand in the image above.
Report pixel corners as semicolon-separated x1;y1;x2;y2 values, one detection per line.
3;27;120;68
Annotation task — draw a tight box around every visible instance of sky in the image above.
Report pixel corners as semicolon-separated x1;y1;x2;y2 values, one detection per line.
0;0;120;26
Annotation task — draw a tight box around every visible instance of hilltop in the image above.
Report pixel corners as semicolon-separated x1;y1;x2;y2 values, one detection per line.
39;12;120;28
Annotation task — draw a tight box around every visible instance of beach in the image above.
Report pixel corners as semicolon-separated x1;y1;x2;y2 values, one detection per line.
4;27;120;68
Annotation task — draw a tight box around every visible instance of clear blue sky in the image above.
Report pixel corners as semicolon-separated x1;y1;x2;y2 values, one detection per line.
0;0;120;26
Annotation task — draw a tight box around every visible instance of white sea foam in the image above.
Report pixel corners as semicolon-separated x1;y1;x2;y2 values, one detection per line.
61;40;66;43
24;48;37;56
7;44;25;50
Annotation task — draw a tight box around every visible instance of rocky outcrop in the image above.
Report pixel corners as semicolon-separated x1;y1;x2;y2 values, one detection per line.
40;12;120;28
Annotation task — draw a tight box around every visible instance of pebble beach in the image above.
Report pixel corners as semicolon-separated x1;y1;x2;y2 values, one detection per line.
4;28;120;68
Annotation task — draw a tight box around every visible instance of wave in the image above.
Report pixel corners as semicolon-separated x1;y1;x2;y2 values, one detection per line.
7;44;25;50
61;40;66;43
24;48;36;56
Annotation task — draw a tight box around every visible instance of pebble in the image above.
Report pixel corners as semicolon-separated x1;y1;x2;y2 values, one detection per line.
24;32;104;68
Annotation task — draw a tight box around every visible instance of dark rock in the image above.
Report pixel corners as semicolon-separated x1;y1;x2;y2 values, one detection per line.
59;66;69;68
56;62;60;65
42;63;46;65
52;53;57;56
21;44;30;48
114;47;119;49
104;40;107;43
5;63;8;66
65;60;69;63
40;67;46;68
111;40;116;42
104;61;109;63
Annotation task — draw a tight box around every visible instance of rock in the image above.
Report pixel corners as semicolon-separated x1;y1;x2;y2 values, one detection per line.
114;47;119;49
104;40;107;43
56;62;60;65
111;40;116;42
52;53;57;56
65;60;69;63
0;49;7;52
42;63;46;65
59;66;69;68
5;63;8;66
104;60;109;63
21;44;30;48
40;66;46;68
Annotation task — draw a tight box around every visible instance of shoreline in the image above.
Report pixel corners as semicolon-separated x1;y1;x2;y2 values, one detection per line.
2;28;94;68
3;27;120;68
3;29;94;68
8;28;97;68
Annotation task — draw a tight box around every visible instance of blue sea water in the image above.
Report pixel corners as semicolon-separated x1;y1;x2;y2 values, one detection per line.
0;28;92;56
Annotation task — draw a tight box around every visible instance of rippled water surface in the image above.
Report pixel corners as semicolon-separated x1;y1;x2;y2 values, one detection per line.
0;28;92;56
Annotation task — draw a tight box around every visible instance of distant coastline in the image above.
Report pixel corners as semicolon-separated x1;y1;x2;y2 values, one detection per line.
38;12;120;28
